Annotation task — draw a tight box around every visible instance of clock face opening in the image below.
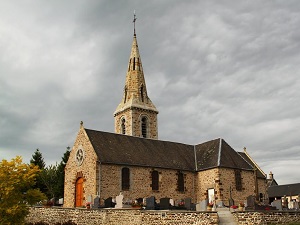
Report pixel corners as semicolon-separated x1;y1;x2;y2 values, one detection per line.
75;148;84;166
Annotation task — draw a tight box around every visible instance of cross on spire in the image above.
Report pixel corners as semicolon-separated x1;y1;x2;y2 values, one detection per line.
133;10;137;36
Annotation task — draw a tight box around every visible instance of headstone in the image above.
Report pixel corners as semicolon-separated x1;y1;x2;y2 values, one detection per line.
185;198;192;210
115;193;124;208
246;195;255;209
196;200;207;211
93;196;100;208
160;198;170;210
169;199;174;206
58;198;64;205
295;201;299;210
271;199;282;211
216;200;224;208
146;196;155;210
105;197;114;208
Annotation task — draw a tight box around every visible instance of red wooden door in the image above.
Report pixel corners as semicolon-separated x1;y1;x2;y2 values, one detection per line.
75;177;83;207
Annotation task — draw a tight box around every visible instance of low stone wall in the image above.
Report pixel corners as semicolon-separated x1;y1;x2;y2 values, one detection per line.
26;207;219;225
232;211;300;225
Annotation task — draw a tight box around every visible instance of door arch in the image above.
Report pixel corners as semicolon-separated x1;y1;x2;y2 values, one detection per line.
75;177;83;207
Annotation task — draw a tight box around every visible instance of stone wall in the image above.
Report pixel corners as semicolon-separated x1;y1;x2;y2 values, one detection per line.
26;207;219;225
100;164;197;203
219;168;256;204
196;168;263;205
233;211;300;225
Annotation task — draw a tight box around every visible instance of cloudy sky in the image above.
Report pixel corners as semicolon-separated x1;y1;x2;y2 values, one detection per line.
1;0;299;185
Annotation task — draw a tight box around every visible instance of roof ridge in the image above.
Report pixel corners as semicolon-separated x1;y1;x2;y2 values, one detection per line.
217;138;222;166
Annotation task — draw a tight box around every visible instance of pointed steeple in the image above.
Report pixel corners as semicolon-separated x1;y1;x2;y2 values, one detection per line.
114;14;158;139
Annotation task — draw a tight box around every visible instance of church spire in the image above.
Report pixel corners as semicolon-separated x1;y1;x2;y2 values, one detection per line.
133;10;137;36
114;14;158;139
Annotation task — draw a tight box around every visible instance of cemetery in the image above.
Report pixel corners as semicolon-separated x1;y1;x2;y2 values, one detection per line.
25;192;300;225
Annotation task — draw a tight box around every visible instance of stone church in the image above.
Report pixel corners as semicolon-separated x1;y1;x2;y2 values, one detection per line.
64;23;267;208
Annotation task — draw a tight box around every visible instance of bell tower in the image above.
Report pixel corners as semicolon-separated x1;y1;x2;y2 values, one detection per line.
114;14;158;139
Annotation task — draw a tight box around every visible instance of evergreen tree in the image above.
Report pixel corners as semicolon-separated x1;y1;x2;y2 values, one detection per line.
30;149;45;169
56;147;71;198
30;149;47;194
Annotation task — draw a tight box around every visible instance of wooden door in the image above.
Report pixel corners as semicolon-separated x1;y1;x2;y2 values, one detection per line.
75;177;83;207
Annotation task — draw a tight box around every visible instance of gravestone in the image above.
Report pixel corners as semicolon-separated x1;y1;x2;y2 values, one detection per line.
216;200;224;208
246;195;255;210
196;200;207;211
105;197;115;208
160;198;170;210
146;196;155;210
58;198;63;205
271;199;282;211
169;198;174;206
185;198;192;210
93;196;100;208
115;193;124;208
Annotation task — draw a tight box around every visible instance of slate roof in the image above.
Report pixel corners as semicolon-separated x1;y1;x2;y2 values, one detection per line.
268;183;300;198
85;129;195;171
195;139;253;171
85;129;259;172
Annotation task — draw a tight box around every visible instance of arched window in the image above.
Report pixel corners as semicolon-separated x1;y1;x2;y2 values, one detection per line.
141;117;147;138
151;170;159;191
133;57;136;70
121;118;126;134
124;86;127;103
122;167;130;190
177;171;184;192
140;85;144;102
235;170;242;191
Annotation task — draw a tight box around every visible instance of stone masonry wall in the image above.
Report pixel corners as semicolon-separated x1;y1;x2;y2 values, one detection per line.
218;168;256;205
64;125;98;207
196;168;263;206
114;108;158;139
100;164;196;203
196;168;219;202
233;211;300;225
26;207;219;225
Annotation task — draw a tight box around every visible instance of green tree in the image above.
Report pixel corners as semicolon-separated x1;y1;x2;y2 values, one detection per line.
56;147;71;198
0;156;46;225
39;147;71;200
40;164;59;199
30;149;47;193
30;149;45;169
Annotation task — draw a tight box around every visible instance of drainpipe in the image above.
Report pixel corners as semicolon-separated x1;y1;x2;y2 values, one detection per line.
193;145;197;201
97;160;102;201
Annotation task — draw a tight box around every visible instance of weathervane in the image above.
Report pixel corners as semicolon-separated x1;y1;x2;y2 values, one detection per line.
133;10;137;36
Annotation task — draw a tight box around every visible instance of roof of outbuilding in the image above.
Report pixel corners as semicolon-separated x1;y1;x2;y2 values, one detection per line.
85;129;258;172
268;183;300;198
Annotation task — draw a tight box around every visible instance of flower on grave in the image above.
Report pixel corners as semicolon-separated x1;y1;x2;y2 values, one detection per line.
178;200;185;207
239;203;245;207
207;202;214;207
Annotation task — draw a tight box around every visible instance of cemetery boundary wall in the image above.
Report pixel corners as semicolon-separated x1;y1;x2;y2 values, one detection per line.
233;211;300;225
26;207;219;225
